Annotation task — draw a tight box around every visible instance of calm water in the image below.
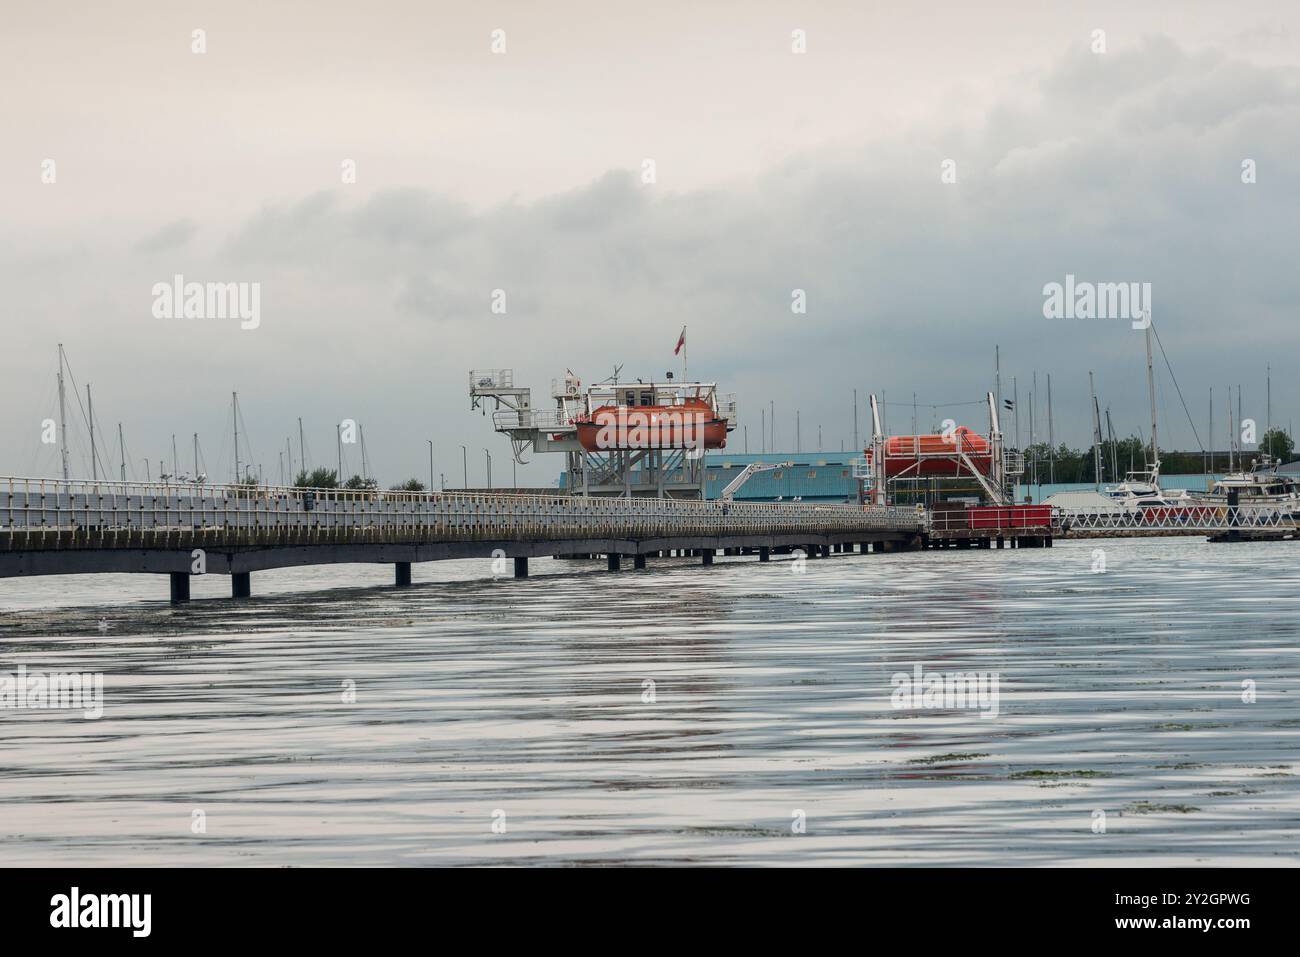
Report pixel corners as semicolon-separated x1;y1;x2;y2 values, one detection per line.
1;539;1297;866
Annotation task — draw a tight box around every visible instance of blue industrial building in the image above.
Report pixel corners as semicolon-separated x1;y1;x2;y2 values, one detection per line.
703;452;861;502
558;452;862;503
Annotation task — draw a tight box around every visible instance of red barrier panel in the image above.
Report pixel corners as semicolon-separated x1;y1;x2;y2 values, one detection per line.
965;505;1052;529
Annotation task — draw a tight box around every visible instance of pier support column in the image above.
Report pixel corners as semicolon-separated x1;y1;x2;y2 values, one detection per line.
701;550;714;566
231;572;251;599
872;541;884;553
996;537;1004;549
395;562;412;587
169;573;191;604
607;554;621;572
759;547;770;562
514;557;529;578
634;554;646;570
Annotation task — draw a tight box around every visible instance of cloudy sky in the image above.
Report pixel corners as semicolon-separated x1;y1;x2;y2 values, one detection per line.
3;1;1299;485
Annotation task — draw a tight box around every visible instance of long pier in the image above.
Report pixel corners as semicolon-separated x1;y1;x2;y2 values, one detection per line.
0;477;926;602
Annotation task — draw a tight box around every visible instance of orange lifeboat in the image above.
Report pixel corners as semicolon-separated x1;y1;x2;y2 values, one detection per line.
867;427;993;477
574;397;729;453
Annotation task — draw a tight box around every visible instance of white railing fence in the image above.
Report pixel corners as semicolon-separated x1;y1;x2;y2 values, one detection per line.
1060;504;1299;531
0;476;924;543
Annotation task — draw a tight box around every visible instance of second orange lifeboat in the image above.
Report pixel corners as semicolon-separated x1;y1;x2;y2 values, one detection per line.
867;427;993;477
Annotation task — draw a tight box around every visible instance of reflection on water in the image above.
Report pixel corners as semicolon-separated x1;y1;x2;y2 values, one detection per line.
1;539;1298;866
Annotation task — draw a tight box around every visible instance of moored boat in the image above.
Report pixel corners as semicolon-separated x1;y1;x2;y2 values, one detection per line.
572;381;732;452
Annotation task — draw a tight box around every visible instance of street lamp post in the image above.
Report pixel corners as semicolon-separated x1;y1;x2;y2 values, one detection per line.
460;445;467;489
484;449;492;490
427;439;434;492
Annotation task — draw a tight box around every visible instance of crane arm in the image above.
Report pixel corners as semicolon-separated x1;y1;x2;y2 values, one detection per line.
720;460;791;501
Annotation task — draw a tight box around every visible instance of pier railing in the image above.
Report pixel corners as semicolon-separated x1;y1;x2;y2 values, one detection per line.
0;476;924;547
1059;504;1298;532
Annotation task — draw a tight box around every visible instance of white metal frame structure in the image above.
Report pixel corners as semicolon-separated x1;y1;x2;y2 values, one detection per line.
470;369;737;500
860;392;1023;506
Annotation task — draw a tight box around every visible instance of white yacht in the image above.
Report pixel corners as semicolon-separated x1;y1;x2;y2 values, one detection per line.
1197;455;1300;516
1102;466;1195;509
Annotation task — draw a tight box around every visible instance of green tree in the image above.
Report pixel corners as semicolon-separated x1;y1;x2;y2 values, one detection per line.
343;474;379;490
295;467;338;489
388;478;426;492
1260;428;1295;463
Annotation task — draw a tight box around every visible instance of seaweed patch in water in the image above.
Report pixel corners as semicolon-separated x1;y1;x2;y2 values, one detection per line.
1010;769;1111;779
905;752;991;765
1123;802;1199;814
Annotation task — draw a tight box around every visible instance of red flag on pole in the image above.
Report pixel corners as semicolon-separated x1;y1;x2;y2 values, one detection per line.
674;326;686;355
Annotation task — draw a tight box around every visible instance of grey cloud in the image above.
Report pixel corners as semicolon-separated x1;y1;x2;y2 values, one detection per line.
5;35;1299;485
192;37;1300;448
133;218;198;252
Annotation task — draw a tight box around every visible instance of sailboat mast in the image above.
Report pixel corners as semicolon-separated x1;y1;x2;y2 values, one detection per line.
56;345;70;481
118;423;126;481
994;345;1001;417
1089;371;1102;490
1029;372;1037;486
1046;373;1055;485
1227;383;1233;472
1208;388;1213;479
1145;324;1158;473
88;384;97;482
1105;408;1117;480
1012;376;1020;451
1237;385;1243;467
233;392;240;483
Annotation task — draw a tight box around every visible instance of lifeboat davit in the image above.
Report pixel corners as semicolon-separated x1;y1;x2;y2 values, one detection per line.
867;427;993;477
574;397;729;453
